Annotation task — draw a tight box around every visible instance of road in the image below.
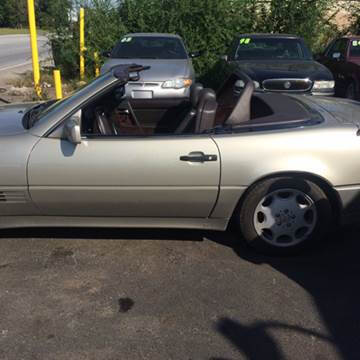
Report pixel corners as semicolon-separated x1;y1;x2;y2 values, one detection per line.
0;35;51;79
0;226;359;360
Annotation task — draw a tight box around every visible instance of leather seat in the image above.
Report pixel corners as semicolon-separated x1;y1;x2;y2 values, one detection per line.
194;88;218;133
225;73;255;126
174;83;204;134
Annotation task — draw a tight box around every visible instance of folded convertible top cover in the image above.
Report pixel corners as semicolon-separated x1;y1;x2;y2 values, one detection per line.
113;64;151;81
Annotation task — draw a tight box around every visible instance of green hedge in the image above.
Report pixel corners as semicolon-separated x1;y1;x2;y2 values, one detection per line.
50;0;341;87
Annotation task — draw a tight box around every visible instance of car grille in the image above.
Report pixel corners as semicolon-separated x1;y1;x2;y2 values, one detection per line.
262;79;313;92
128;82;160;87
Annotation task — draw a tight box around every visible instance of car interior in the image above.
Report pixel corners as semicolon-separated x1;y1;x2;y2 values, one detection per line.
80;72;314;137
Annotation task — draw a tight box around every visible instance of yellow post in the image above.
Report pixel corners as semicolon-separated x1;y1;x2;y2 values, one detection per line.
79;8;85;81
94;52;100;77
27;0;41;97
53;70;63;100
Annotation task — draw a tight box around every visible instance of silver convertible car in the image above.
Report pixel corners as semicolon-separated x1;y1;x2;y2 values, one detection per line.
1;64;360;255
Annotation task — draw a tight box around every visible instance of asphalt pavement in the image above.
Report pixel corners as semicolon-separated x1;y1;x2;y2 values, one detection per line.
0;226;359;360
0;34;50;79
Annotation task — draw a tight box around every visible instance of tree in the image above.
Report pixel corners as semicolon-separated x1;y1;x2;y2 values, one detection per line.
0;0;27;28
47;0;343;84
36;0;73;30
255;0;338;52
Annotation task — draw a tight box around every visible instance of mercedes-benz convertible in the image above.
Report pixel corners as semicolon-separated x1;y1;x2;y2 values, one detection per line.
0;64;359;254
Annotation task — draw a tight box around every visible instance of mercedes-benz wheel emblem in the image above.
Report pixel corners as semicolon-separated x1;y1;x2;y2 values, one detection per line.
284;81;292;89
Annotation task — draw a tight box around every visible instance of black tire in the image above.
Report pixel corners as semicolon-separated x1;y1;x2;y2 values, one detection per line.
345;82;356;100
236;177;333;255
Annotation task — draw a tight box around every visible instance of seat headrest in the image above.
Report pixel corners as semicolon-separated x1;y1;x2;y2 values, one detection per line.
190;83;204;107
197;99;218;133
199;88;216;103
195;88;217;133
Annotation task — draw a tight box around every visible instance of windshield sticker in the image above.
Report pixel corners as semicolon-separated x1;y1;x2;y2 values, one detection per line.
121;37;132;43
353;40;359;47
240;38;251;45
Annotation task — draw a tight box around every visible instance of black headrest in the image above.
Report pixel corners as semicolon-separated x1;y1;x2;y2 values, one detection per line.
198;88;216;105
190;83;204;107
197;99;218;133
195;88;217;133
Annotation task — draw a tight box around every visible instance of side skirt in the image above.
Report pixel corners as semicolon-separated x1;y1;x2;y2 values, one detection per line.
0;216;229;231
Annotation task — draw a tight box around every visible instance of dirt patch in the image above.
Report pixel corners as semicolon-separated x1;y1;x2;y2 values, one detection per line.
0;70;77;103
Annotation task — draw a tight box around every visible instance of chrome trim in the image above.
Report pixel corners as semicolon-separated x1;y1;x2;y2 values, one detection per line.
311;91;335;96
262;78;313;92
128;81;161;87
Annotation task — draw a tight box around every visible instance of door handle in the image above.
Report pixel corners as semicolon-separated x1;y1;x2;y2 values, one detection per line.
180;151;218;162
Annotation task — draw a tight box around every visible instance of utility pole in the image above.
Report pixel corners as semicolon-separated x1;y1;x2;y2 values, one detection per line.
79;8;85;81
27;0;41;97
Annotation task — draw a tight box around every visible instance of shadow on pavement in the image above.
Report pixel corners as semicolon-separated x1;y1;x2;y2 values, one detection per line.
0;227;205;242
2;224;360;359
209;225;360;360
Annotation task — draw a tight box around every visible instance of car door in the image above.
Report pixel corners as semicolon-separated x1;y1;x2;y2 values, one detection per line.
322;39;348;95
27;133;220;218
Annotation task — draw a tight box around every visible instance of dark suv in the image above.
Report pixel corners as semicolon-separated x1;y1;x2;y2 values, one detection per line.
220;33;334;96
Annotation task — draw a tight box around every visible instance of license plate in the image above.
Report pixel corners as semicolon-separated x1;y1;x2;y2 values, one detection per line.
131;90;153;99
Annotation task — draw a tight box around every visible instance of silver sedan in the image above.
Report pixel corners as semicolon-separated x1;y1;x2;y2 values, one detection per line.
0;64;359;255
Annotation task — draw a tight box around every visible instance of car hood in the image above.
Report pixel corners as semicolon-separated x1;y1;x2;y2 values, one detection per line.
231;60;333;82
0;102;38;136
101;58;191;81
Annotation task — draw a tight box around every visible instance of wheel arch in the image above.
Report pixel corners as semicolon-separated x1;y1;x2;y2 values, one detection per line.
228;171;342;228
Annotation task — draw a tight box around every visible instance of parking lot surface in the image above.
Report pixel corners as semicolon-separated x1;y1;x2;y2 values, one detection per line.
0;226;359;360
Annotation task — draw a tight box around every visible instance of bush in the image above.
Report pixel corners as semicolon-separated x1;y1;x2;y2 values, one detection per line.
49;0;342;86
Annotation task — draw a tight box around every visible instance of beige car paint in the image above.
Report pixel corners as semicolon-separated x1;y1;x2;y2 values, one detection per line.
28;135;220;217
0;69;360;231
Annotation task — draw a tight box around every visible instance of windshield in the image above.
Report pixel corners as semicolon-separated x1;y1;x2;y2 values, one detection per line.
234;37;305;60
24;76;103;128
349;40;360;57
111;36;188;60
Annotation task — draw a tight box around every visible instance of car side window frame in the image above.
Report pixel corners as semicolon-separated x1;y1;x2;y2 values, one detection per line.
326;39;347;59
325;39;338;58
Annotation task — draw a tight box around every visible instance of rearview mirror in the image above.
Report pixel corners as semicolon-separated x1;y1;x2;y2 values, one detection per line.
64;110;81;144
220;55;228;62
332;52;342;60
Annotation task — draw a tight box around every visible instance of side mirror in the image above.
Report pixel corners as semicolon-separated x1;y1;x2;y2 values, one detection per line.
332;52;342;60
101;50;111;58
64;110;81;144
189;50;202;58
220;55;228;62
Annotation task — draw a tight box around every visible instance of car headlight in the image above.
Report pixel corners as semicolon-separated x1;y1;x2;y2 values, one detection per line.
235;79;260;89
162;78;192;89
312;80;335;90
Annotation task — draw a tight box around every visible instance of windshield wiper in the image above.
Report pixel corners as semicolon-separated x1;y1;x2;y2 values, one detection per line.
23;100;57;129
